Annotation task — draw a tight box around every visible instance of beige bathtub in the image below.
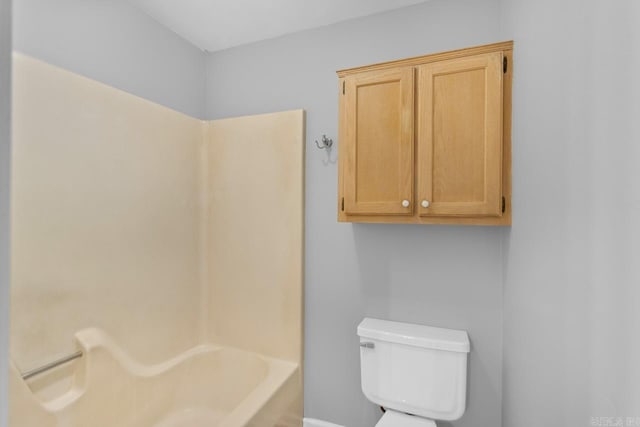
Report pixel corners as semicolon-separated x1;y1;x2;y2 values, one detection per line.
9;328;301;427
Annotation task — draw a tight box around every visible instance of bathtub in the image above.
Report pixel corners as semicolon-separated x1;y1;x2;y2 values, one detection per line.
9;328;302;427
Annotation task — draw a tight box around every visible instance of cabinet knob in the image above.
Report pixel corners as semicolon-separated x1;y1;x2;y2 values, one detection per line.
421;200;430;208
402;200;410;208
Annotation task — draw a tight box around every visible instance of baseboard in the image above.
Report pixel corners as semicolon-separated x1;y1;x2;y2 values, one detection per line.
303;418;345;427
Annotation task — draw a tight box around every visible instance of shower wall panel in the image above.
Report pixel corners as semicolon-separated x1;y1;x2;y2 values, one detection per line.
206;111;305;365
11;54;205;373
205;110;305;426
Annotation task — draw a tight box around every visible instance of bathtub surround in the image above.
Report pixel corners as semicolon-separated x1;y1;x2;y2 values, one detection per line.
0;0;12;425
13;0;206;119
206;112;305;364
205;1;504;426
11;54;204;370
10;55;304;425
205;112;305;424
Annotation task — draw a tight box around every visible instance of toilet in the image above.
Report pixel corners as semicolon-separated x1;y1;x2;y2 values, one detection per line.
358;318;470;427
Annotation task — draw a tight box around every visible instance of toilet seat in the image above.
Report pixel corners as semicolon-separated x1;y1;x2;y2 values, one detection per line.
375;409;437;427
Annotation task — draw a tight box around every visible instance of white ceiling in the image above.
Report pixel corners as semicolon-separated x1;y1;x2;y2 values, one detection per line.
127;0;429;52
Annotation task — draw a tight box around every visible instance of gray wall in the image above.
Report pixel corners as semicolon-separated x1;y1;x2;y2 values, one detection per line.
13;0;206;119
501;0;640;426
206;1;505;426
0;0;11;425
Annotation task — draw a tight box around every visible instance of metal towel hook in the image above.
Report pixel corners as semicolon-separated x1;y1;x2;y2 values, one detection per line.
314;135;333;150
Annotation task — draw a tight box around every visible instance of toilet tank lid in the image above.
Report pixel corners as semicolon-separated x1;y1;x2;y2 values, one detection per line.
358;318;470;353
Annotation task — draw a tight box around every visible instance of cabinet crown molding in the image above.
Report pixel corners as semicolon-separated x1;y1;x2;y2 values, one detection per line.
336;41;514;77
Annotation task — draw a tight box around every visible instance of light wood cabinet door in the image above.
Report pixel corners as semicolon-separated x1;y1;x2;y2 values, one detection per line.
343;67;414;215
417;52;504;217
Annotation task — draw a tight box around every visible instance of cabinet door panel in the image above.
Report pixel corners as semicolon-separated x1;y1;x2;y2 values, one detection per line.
418;53;503;217
344;68;414;215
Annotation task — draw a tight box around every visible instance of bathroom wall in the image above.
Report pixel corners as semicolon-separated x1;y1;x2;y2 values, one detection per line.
500;1;640;426
0;0;12;425
13;0;206;119
206;111;305;364
205;110;305;425
205;1;505;426
11;55;204;375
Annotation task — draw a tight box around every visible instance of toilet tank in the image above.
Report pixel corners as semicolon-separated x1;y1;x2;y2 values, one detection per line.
358;318;470;421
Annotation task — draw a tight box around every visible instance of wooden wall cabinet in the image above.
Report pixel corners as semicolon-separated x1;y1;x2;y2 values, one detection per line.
337;41;513;225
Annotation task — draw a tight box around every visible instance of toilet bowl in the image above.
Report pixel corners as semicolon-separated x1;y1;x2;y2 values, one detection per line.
358;318;470;427
376;409;436;427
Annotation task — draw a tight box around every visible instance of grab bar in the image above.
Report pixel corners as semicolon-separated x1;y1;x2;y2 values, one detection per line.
21;350;83;380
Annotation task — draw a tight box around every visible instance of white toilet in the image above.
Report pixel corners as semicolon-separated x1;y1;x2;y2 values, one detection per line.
358;318;470;427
